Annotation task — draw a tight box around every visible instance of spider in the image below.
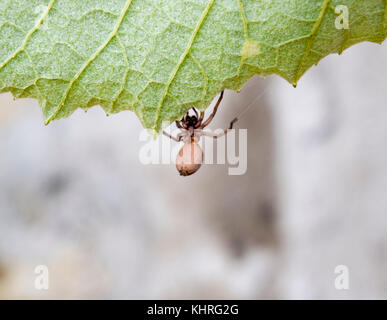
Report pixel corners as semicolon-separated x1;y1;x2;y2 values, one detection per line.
163;91;238;176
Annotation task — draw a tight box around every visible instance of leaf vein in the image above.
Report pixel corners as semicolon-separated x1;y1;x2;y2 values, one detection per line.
46;0;134;123
0;0;56;72
237;0;249;39
110;36;131;113
153;0;214;130
295;0;331;83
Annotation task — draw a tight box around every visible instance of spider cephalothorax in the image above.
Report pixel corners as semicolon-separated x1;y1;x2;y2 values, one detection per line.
163;91;237;176
182;114;199;129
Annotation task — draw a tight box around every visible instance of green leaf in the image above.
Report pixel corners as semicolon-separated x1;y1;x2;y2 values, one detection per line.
0;0;386;132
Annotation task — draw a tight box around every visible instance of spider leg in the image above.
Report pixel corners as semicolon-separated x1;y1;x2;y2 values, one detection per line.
163;131;181;142
175;120;183;129
192;107;199;118
200;90;224;128
177;132;186;141
199;110;205;122
184;110;190;120
195;111;205;128
202;117;238;139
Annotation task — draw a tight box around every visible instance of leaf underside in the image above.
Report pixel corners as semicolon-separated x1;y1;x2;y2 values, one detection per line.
0;0;386;133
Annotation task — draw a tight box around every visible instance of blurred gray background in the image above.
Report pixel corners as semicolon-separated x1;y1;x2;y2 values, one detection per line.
0;41;386;299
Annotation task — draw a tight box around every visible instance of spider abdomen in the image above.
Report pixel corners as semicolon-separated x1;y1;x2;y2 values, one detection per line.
176;142;203;176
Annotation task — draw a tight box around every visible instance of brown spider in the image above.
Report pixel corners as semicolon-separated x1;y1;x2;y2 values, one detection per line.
163;91;238;176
